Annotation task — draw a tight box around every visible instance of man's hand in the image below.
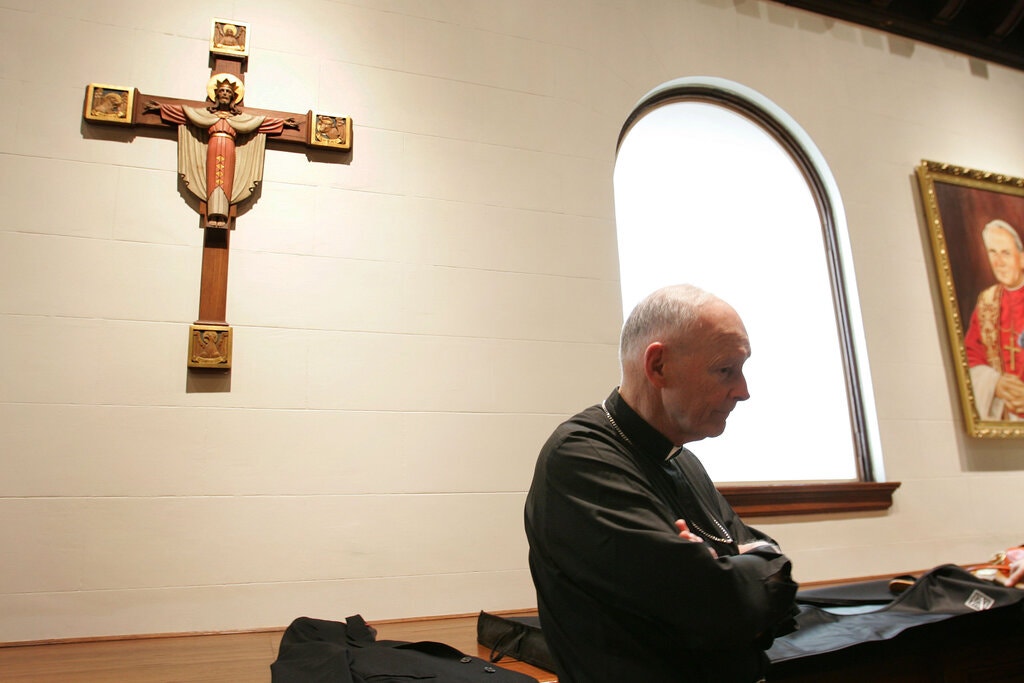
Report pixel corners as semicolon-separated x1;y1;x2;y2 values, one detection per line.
995;373;1024;415
1007;560;1024;587
738;540;779;554
675;519;717;558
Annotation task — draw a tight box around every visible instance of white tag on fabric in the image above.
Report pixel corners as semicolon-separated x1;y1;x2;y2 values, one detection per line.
964;589;995;612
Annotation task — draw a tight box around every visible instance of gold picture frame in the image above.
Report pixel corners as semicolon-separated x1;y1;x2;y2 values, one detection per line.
308;112;352;150
188;324;232;369
83;84;134;124
917;159;1024;437
211;19;250;58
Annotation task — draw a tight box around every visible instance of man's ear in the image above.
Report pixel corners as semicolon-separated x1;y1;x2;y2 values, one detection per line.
643;341;668;388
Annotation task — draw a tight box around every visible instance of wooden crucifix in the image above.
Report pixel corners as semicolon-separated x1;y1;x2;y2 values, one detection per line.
83;18;352;370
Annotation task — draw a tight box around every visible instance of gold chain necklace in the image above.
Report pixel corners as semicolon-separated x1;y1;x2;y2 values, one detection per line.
601;400;634;446
687;515;734;545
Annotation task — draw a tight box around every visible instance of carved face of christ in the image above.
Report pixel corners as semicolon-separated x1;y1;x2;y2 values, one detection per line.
214;83;236;108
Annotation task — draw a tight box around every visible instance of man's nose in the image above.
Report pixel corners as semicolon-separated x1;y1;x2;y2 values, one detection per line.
732;374;750;401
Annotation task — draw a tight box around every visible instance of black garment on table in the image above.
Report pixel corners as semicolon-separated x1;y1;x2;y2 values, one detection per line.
271;614;539;683
767;564;1024;663
524;389;798;683
795;578;900;608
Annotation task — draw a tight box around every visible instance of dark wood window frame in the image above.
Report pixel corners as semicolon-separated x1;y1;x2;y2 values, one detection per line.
620;81;900;518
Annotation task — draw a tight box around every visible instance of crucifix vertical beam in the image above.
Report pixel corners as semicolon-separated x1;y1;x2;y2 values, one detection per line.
199;226;231;325
83;18;353;371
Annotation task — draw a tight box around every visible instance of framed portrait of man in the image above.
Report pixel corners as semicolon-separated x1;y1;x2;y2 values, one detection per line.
917;160;1024;438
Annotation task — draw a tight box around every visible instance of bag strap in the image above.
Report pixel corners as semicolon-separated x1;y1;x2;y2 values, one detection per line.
488;629;526;663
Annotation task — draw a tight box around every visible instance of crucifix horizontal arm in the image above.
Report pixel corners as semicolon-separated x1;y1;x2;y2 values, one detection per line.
132;92;314;147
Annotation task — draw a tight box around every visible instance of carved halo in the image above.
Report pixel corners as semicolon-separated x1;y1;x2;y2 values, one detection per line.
206;73;245;104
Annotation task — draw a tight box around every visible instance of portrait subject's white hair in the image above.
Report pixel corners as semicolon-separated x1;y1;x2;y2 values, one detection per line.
983;219;1024;252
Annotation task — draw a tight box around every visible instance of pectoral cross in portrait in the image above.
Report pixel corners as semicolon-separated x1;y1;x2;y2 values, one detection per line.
83;19;353;370
1003;326;1022;372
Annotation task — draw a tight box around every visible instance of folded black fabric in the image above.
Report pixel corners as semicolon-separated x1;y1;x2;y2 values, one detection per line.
768;564;1024;663
477;611;557;673
796;577;903;607
272;614;540;682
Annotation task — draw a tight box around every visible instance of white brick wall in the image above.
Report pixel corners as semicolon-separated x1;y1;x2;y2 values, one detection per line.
2;0;1024;642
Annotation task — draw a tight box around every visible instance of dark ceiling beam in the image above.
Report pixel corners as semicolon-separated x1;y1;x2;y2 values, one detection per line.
932;0;967;26
991;0;1024;40
772;0;1024;72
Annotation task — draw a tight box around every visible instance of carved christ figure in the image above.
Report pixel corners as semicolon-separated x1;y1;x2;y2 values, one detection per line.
145;74;298;228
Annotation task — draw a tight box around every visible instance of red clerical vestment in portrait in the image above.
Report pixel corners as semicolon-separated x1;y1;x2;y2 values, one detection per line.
964;283;1024;419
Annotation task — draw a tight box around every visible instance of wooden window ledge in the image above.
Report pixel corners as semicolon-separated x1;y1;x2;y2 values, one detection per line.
720;481;901;518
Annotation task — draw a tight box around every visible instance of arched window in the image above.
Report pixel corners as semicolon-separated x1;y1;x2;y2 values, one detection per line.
615;78;886;496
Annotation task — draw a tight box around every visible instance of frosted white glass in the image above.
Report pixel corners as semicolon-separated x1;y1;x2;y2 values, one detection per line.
614;102;857;482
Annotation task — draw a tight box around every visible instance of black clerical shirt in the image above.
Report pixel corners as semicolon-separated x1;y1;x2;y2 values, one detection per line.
524;389;797;683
